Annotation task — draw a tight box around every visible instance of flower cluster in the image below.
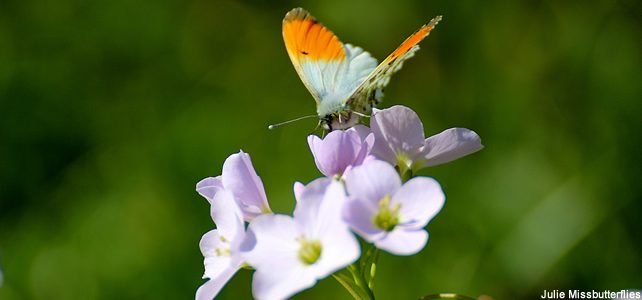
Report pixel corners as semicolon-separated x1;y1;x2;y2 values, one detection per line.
195;106;482;300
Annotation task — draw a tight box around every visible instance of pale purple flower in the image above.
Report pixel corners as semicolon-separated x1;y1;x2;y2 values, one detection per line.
344;160;445;255
370;105;483;173
196;176;223;201
197;150;272;221
307;124;374;178
242;179;360;300
196;189;246;300
293;181;305;201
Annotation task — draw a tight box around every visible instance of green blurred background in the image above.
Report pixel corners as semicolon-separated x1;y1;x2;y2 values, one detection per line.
1;0;641;299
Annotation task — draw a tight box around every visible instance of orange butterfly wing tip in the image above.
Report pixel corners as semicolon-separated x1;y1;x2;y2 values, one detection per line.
388;15;443;61
282;8;346;62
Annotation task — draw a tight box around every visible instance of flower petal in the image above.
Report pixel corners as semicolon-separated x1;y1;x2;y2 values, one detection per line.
307;130;361;177
353;133;374;166
375;229;428;255
292;181;361;277
420;128;483;167
243;214;310;299
293;181;305;202
196;176;223;203
293;178;333;230
222;150;271;220
305;181;349;238
195;265;240;300
342;198;384;241
394;177;445;229
348;125;375;167
252;263;316;300
348;124;372;142
307;135;330;176
312;222;360;279
242;214;300;270
196;186;245;299
209;189;244;240
345;160;401;204
371;106;426;164
199;230;234;279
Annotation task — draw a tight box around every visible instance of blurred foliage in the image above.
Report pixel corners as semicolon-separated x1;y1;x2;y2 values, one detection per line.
1;0;641;299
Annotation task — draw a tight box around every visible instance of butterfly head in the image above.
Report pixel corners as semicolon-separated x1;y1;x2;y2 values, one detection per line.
320;110;360;131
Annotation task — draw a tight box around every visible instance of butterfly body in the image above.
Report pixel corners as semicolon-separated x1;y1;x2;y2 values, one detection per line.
282;8;441;131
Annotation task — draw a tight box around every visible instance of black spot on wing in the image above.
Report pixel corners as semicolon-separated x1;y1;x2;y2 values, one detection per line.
387;57;397;66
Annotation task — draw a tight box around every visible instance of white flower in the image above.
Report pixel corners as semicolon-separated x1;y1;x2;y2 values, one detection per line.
344;160;445;255
307;124;374;178
242;179;360;300
197;150;272;222
195;190;246;300
371;105;483;174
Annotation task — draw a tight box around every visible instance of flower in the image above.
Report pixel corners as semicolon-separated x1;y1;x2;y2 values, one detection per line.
293;181;305;201
370;105;483;175
196;189;246;300
197;150;272;221
196;176;223;200
241;179;360;299
307;125;374;178
343;160;445;255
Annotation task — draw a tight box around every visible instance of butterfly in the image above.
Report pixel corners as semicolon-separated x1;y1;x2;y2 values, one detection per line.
281;7;441;131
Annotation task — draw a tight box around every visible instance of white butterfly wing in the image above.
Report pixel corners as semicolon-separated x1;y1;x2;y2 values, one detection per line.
282;8;377;117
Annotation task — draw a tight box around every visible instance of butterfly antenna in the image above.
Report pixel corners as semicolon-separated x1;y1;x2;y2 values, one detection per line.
353;111;371;118
268;115;318;130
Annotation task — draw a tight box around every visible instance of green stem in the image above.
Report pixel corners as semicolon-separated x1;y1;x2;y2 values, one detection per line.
335;237;382;299
395;162;414;182
348;264;375;300
359;246;375;277
332;272;368;300
332;263;375;300
367;249;380;290
400;169;412;182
